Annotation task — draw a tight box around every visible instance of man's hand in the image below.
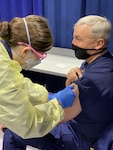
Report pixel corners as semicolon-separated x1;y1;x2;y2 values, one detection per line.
65;67;83;86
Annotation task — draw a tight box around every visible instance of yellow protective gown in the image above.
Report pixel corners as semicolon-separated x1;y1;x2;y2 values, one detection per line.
0;42;64;139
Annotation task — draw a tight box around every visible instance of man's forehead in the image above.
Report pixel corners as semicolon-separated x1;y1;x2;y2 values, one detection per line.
74;24;92;36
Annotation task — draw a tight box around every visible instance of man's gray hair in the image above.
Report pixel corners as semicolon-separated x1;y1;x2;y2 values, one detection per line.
75;15;112;44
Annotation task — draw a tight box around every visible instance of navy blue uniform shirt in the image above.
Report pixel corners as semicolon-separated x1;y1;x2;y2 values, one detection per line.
69;52;113;140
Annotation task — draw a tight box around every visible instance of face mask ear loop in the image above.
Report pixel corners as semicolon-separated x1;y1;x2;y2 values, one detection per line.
23;18;32;58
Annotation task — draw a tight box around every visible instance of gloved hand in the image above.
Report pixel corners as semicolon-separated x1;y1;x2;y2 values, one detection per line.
48;86;76;108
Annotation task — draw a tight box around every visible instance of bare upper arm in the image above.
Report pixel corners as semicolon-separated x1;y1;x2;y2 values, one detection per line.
61;83;82;122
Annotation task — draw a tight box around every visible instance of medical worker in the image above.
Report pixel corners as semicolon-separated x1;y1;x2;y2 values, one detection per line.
3;15;113;150
0;14;77;142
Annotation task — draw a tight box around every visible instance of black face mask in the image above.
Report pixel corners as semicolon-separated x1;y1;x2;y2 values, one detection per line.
72;44;107;59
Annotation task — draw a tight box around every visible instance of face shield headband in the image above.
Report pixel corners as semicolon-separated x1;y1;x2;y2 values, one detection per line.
18;42;47;59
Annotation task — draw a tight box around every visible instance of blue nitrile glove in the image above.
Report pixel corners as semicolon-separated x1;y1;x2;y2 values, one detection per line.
48;86;76;108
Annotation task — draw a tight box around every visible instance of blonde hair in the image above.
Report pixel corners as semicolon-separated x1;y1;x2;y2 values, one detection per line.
0;15;53;52
74;15;112;44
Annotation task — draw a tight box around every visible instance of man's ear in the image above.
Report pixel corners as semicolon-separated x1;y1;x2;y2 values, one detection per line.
95;38;105;50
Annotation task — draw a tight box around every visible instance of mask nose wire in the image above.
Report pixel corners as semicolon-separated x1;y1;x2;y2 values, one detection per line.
23;18;32;58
